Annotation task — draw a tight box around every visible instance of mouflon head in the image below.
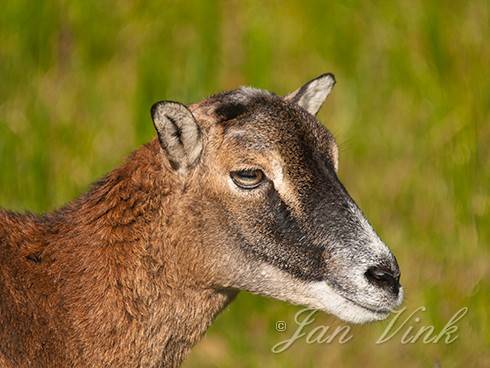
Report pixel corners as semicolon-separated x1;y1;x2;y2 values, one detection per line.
150;73;403;323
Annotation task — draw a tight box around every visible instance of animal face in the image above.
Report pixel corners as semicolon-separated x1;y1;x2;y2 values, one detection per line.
151;74;403;323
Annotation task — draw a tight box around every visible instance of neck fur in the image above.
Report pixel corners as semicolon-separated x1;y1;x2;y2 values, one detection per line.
26;139;236;367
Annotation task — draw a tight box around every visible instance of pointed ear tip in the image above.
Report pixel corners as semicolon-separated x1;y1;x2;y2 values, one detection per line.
150;100;166;120
150;100;190;120
319;72;336;85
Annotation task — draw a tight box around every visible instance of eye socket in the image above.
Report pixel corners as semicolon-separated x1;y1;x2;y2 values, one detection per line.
230;169;265;189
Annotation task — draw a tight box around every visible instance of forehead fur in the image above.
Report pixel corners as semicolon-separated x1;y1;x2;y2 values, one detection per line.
194;86;338;167
205;87;276;122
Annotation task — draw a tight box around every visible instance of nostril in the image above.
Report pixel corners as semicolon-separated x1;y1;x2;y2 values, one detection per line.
365;266;400;295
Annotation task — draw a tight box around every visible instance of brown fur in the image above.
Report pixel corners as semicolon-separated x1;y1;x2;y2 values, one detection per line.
0;140;236;367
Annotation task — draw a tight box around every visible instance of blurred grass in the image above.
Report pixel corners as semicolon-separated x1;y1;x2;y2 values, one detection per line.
0;0;489;367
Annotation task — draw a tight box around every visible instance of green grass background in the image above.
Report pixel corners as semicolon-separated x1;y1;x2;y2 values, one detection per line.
1;1;489;366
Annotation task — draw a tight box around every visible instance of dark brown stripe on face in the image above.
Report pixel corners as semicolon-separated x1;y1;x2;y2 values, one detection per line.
215;102;248;122
235;187;327;282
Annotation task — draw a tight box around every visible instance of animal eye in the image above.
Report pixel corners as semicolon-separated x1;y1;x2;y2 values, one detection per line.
230;169;265;189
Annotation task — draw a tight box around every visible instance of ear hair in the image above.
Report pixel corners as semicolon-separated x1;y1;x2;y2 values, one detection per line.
285;73;336;116
151;101;203;172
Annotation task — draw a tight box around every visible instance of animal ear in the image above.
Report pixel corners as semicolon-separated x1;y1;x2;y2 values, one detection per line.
151;101;203;171
284;73;336;116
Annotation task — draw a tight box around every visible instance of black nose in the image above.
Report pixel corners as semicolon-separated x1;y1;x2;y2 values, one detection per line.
365;266;400;295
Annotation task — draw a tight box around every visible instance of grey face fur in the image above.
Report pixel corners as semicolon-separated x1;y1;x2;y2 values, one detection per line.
153;74;403;323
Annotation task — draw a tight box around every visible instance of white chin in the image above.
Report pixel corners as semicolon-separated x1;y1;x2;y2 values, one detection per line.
303;281;393;324
238;263;402;324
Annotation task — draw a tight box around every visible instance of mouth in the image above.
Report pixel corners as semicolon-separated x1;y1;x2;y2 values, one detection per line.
340;294;392;317
305;281;403;324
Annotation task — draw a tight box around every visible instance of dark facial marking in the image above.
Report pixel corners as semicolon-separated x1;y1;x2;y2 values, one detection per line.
235;187;326;282
214;102;248;122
